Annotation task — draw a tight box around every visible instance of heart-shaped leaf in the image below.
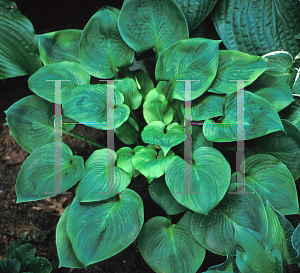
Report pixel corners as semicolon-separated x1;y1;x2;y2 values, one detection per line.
0;1;42;79
191;184;268;255
141;121;185;155
119;0;189;58
211;0;300;58
115;117;139;145
132;147;175;183
138;211;206;273
234;154;299;215
63;84;130;130
75;149;131;203
116;147;139;177
165;147;231;214
207;50;269;94
203;91;284;142
155;38;220;101
143;88;174;125
66;190;144;266
148;177;187;215
16;143;85;203
28;61;90;103
38;29;82;65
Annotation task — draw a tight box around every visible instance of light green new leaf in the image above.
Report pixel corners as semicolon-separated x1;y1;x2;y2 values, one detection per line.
155;38;220;101
56;206;85;269
119;0;188;58
63;84;130;130
248;119;300;180
205;252;240;273
148;176;186;215
132;147;175;183
15;143;85;203
174;0;218;31
28;61;90;103
38;29;82;65
203;91;284;142
279;98;300;131
191;184;268;256
165;147;231;214
235;225;283;273
0;1;42;79
138;211;206;273
236;154;299;215
208;50;270;94
75;149;131;203
67;190;144;267
25;257;52;273
211;0;300;58
116;147;139;177
265;201;298;265
141;121;185;155
115;117;139;145
79;8;135;78
143;88;174;125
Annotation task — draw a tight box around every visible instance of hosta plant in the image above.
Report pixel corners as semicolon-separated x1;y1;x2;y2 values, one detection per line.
3;0;300;272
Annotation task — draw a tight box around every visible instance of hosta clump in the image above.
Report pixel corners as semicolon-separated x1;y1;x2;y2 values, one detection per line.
3;0;300;272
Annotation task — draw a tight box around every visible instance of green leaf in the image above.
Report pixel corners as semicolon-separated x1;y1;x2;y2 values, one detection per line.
248;72;294;112
191;125;213;152
115;117;139;145
165;147;231;214
291;224;300;263
63;84;130;130
0;258;21;273
132;147;175;183
79;8;134;78
138;211;206;273
235;154;299;215
141;121;185;155
191;184;268;256
265;201;298;265
205;252;240;273
75;149;131;203
247;119;300;180
25;257;52;273
143;88;174;125
203;91;284;142
116;147;139;177
37;29;82;65
6;239;29;257
174;0;218;31
66;190;144;267
279;98;300;131
119;0;189;58
211;0;300;58
293;76;300;95
28;61;90;103
148;176;186;215
208;50;270;94
0;1;42;79
56;206;85;269
16;143;85;203
155;38;220;101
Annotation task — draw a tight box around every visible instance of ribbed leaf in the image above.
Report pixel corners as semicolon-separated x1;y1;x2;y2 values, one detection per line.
116;147;139;177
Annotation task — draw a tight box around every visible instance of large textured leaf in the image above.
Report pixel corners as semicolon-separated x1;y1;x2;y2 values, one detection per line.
66;190;144;267
208;50;269;94
155;38;220;101
0;1;42;79
79;8;134;78
247;119;300;180
63;84;130;130
15;143;85;202
211;0;300;58
119;0;189;58
165;147;231;214
235;154;299;215
38;29;82;65
203;91;284;142
28;61;90;103
138;211;205;273
191;184;268;256
174;0;218;31
75;149;131;202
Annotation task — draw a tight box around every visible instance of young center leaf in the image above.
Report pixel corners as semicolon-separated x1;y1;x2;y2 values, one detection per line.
15;143;85;203
116;147;140;178
119;0;189;58
138;211;206;273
